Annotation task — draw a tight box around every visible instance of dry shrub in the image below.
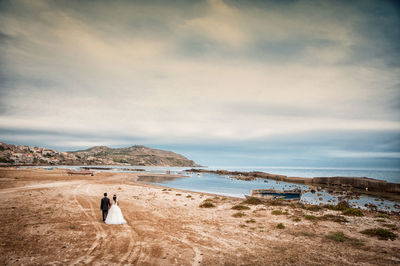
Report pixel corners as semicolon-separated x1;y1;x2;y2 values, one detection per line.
199;202;215;208
232;205;251;210
360;228;397;240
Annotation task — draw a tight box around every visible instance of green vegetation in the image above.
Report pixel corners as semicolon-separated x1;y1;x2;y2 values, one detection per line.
186;195;192;198
291;216;301;222
320;214;349;223
231;205;251;210
304;215;318;221
306;205;323;212
199;202;215;208
381;223;398;230
113;158;129;164
375;214;390;219
342;208;364;217
242;197;263;205
324;201;364;217
204;198;213;202
277;223;285;229
265;199;286;206
232;212;246;218
175;193;181;196
327;231;345;242
271;210;283;215
326;232;365;246
360;228;397;240
245;218;256;223
336;201;351;210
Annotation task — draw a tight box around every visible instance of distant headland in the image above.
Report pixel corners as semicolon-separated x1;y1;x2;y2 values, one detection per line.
0;142;200;167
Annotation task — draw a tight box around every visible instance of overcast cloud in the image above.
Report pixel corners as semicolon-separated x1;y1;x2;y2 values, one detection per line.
0;0;399;167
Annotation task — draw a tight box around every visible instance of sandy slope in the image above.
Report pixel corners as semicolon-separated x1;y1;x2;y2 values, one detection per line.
0;168;399;265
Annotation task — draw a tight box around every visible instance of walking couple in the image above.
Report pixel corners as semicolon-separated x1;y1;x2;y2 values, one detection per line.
100;193;126;225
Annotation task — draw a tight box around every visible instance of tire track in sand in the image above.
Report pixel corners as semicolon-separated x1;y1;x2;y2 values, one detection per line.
84;184;143;265
71;183;107;265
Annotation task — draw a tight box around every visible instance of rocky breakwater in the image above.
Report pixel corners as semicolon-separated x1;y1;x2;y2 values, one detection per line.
187;169;287;181
312;176;400;194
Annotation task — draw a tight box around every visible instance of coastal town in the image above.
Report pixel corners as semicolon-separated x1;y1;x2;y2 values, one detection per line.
0;142;120;166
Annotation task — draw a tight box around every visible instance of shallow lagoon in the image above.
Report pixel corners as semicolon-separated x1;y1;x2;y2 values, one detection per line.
140;171;398;212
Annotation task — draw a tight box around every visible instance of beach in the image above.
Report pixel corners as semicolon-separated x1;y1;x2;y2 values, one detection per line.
1;168;400;265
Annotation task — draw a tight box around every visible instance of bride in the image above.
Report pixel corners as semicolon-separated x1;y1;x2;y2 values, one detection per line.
105;194;127;225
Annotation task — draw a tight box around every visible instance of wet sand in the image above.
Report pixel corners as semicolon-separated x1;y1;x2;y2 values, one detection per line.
0;168;399;265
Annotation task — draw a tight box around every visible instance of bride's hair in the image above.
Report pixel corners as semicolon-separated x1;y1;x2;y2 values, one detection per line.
113;195;117;202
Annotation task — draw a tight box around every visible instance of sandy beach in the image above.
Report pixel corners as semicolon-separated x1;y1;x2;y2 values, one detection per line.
0;168;399;265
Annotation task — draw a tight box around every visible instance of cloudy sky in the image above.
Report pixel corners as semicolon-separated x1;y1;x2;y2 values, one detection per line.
0;0;399;168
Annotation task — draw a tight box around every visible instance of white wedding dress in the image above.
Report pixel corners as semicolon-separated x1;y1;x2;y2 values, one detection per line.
105;199;127;225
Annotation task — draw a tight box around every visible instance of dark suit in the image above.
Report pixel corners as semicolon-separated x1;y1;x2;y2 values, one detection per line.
100;196;111;221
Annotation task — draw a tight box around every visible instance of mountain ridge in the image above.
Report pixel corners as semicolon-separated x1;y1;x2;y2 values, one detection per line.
0;142;200;167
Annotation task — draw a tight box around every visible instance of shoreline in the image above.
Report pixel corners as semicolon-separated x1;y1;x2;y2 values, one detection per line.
187;168;400;202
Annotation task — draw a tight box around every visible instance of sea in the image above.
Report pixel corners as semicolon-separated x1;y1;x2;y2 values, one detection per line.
23;165;400;212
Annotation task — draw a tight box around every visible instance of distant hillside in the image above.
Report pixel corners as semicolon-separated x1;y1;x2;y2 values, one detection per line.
0;142;200;167
71;145;200;166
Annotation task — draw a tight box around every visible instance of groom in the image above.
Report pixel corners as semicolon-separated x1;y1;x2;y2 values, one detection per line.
100;192;111;222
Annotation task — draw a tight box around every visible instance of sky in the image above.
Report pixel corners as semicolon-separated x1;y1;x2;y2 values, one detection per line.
0;0;399;168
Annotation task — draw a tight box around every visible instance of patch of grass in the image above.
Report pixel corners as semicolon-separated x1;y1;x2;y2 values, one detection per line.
306;205;323;212
271;210;283;215
162;188;167;191
324;201;351;211
304;215;318;221
239;224;248;228
326;231;345;242
290;203;298;209
292;216;301;222
277;223;285;229
176;193;181;196
360;228;397;240
245;218;256;223
186;195;192;198
375;218;386;223
266;199;286;206
199;202;215;208
375;214;389;219
232;212;246;218
335;201;351;211
231;205;251;210
342;208;364;217
204;198;213;202
221;197;227;201
348;237;365;247
214;196;220;200
242;197;263;205
326;232;365;246
321;214;349;223
381;223;398;230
